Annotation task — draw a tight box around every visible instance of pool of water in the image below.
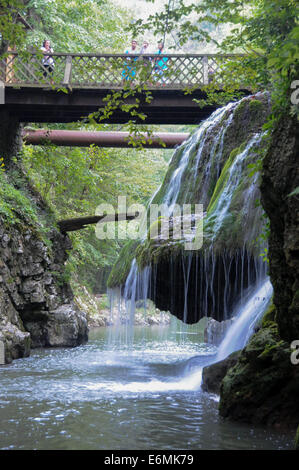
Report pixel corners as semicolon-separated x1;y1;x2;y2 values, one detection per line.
0;325;293;450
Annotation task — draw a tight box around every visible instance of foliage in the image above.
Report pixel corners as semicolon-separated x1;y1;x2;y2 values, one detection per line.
0;0;131;53
130;0;299;117
0;0;29;54
22;129;167;292
0;169;39;228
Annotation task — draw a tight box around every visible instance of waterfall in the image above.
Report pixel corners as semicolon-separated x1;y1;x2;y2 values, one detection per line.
108;93;271;349
216;278;273;361
162;102;237;210
205;132;264;238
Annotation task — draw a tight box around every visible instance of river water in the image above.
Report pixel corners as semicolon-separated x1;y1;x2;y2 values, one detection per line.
0;324;293;450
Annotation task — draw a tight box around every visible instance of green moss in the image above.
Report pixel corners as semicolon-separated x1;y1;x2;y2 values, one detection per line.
206;141;247;216
261;302;276;328
249;98;263;113
147;216;165;240
233;99;248;120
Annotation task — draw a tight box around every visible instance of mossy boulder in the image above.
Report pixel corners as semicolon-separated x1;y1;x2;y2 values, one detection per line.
261;301;276;328
219;323;299;428
202;350;241;394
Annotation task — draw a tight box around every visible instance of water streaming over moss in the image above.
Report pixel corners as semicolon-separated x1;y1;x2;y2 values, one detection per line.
108;93;272;332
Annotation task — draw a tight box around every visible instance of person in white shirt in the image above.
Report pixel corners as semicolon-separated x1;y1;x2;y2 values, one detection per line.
41;39;54;78
139;40;153;82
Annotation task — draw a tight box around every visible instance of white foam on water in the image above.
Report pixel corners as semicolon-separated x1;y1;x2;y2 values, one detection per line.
84;368;203;394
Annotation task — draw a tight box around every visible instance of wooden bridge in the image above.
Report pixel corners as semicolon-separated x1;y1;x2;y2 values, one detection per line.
0;52;248;124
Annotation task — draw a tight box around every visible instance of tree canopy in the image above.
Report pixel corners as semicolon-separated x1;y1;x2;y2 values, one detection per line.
130;0;299;117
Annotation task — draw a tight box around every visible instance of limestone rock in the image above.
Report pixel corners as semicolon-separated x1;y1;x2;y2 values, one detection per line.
201;351;240;394
204;317;234;346
46;304;88;347
0;215;88;362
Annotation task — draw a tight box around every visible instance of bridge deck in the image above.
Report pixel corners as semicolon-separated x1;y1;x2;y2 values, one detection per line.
0;52;248;124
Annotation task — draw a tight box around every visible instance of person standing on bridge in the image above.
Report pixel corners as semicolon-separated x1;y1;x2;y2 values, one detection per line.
122;39;138;84
140;40;153;84
154;41;169;86
41;39;54;79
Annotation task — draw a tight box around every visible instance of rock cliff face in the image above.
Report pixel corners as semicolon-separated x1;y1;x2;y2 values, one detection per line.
0;119;88;363
218;113;299;428
0;219;88;363
260;114;299;342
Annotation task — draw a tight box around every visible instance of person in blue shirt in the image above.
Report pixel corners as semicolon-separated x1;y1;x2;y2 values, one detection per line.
154;41;169;85
122;39;138;83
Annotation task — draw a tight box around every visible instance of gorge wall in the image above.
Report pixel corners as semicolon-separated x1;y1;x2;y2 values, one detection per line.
0;117;88;363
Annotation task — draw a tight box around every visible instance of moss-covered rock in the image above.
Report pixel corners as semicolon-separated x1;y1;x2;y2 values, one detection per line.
261;301;276;328
260;112;299;341
202;350;241;394
219;322;299;428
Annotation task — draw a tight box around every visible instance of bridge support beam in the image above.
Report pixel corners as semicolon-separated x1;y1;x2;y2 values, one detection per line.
0;110;23;168
23;129;190;149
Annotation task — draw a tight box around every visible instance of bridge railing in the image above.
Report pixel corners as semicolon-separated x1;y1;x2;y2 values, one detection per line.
0;52;245;89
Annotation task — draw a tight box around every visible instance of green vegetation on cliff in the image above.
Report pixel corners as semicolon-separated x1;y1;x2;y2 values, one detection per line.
0;171;38;228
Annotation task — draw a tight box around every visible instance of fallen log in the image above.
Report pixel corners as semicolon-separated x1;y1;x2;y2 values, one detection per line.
58;212;139;233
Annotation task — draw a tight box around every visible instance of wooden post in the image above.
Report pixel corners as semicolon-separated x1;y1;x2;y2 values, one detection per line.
202;55;209;85
0;80;4;104
63;55;72;89
6;46;16;83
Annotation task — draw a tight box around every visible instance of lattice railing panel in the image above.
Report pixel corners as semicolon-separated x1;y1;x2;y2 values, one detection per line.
0;52;245;89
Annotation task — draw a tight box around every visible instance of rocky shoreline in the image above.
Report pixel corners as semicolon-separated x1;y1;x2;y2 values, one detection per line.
75;286;171;329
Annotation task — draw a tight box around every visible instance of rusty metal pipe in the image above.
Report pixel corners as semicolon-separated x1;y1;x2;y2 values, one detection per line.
23;129;190;149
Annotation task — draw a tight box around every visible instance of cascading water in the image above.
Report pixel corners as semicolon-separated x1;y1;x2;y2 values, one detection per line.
163;102;237;210
108;93;272;393
216;279;273;361
109;98;255;326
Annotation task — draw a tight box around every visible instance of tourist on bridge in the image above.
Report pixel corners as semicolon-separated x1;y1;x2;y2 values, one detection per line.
122;39;139;83
41;39;55;79
140;40;150;55
154;41;169;86
140;40;153;83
